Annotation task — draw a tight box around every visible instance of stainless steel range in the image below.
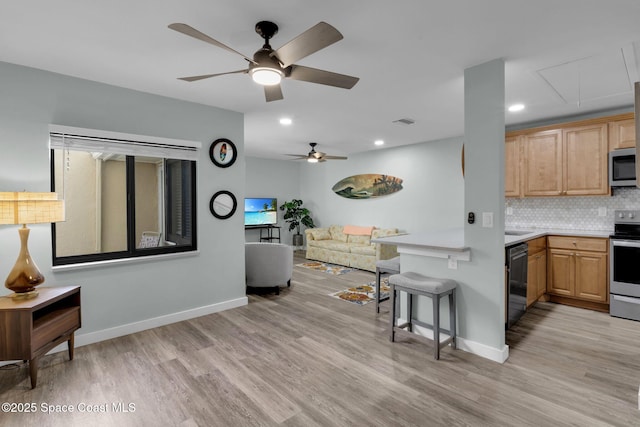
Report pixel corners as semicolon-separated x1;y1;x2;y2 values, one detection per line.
610;210;640;321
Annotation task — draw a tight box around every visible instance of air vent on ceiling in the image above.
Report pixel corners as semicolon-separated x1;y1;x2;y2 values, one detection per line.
393;118;415;125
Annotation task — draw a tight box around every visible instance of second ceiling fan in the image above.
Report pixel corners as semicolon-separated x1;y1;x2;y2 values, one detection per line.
287;143;347;163
168;20;359;102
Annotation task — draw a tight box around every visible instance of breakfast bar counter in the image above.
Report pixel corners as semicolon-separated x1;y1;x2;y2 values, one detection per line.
372;227;471;261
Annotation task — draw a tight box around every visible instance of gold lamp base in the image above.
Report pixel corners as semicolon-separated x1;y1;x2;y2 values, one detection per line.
5;225;45;296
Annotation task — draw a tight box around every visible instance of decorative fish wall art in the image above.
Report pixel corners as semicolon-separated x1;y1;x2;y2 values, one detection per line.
332;174;403;199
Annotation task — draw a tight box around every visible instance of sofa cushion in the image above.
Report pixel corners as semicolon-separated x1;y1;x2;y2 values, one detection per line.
308;240;352;253
347;234;371;245
371;228;399;245
329;225;348;242
350;245;376;256
308;228;332;240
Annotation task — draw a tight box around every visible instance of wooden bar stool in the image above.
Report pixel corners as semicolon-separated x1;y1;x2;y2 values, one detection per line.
389;272;457;360
375;256;400;313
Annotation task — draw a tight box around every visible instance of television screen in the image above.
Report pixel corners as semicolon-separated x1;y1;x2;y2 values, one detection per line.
244;198;278;226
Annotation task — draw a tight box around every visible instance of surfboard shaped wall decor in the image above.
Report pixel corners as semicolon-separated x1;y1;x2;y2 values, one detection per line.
332;174;403;199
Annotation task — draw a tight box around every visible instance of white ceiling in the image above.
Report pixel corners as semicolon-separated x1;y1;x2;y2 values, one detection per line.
2;1;640;160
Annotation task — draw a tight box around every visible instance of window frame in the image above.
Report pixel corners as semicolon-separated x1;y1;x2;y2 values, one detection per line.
49;125;199;267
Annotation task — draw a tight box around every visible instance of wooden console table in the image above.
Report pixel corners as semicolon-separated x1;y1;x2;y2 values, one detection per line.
0;286;81;388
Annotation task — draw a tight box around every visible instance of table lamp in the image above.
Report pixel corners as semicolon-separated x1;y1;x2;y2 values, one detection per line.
0;192;65;298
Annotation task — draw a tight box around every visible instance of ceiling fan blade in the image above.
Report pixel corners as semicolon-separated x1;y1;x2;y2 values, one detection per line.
289;65;359;89
272;22;343;68
322;155;348;160
178;69;248;82
169;23;257;65
312;151;326;159
264;84;284;102
286;155;310;159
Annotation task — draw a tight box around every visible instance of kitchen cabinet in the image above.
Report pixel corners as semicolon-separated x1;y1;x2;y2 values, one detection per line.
547;236;608;310
505;135;522;198
523;130;563;196
521;124;608;197
526;237;546;307
608;117;636;150
563;123;608;195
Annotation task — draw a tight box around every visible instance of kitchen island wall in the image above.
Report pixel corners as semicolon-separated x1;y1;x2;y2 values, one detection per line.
506;187;640;230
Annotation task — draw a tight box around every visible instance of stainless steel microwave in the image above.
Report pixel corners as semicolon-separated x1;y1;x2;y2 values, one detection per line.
609;148;636;187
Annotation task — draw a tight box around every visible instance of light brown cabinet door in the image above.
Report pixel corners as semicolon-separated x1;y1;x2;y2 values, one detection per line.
523;130;563;196
527;254;538;307
547;249;574;296
574;251;608;302
609;118;636;150
527;251;547;306
505;136;521;197
536;251;547;299
563;124;608;196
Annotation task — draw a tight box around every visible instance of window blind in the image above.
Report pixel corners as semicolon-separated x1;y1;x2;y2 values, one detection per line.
49;125;201;161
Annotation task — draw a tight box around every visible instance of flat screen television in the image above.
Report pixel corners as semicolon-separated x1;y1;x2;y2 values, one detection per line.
244;197;278;226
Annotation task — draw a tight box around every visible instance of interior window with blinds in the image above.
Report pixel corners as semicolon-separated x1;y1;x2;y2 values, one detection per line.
49;125;199;265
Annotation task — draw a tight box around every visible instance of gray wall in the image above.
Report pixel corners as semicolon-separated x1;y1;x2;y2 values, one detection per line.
244;157;302;244
298;138;465;233
0;61;246;339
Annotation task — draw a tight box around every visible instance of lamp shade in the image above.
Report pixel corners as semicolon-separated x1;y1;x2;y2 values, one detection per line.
0;192;65;225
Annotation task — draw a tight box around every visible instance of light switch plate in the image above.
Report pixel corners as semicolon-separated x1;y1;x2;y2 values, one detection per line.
598;207;607;217
506;207;513;215
482;212;493;228
448;257;458;270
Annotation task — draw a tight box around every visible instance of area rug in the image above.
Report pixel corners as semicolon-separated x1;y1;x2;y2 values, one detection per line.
297;261;353;275
328;277;390;306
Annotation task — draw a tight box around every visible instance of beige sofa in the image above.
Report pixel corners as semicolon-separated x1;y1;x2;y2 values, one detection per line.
304;225;399;272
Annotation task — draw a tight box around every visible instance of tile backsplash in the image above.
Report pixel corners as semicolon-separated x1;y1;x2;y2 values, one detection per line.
505;187;640;231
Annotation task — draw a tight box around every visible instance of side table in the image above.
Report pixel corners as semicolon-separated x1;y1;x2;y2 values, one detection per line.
0;286;81;388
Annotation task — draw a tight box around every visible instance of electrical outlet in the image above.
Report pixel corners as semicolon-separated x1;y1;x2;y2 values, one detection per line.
506;207;513;215
448;257;458;270
482;212;493;228
598;207;607;217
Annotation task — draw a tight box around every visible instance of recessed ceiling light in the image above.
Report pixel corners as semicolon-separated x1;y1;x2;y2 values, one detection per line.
508;103;525;112
279;117;292;125
374;139;384;146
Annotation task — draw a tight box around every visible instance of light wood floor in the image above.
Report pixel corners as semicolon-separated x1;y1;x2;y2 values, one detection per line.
1;252;640;426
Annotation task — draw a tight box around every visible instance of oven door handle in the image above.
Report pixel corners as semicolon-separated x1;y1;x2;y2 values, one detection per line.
612;240;640;248
612;295;640;305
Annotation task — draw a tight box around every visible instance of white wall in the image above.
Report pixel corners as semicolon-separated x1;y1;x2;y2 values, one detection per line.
0;61;246;341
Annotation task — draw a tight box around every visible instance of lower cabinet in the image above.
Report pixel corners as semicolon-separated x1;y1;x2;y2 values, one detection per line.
547;236;609;310
526;237;547;307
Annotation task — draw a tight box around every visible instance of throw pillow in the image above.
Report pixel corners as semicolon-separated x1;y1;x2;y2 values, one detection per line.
309;228;331;241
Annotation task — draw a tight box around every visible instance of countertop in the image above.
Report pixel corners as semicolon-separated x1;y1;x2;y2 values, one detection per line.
372;227;613;257
504;228;612;247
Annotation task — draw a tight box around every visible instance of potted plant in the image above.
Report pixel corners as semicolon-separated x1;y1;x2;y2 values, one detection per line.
279;199;315;247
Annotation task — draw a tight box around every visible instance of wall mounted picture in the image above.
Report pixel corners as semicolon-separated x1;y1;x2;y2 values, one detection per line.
332;174;403;199
209;138;237;168
210;190;237;219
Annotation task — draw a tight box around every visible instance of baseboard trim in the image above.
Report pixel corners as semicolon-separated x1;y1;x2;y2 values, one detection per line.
7;296;248;363
394;319;510;364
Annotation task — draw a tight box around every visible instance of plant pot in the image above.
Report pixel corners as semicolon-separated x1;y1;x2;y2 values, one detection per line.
292;234;303;247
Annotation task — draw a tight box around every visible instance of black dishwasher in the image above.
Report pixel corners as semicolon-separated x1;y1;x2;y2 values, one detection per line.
506;242;528;329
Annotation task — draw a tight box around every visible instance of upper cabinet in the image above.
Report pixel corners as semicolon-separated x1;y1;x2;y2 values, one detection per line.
522;130;563;197
562;123;608;196
609;117;636;150
506;113;632;198
505;135;522;198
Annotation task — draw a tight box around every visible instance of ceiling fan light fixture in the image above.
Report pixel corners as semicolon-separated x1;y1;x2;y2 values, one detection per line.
251;68;283;86
307;157;319;163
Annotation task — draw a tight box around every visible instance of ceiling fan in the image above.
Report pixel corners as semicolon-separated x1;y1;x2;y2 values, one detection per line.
287;143;347;163
168;20;359;102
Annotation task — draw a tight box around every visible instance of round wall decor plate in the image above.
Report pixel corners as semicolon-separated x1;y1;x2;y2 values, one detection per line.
210;138;237;168
210;190;237;219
